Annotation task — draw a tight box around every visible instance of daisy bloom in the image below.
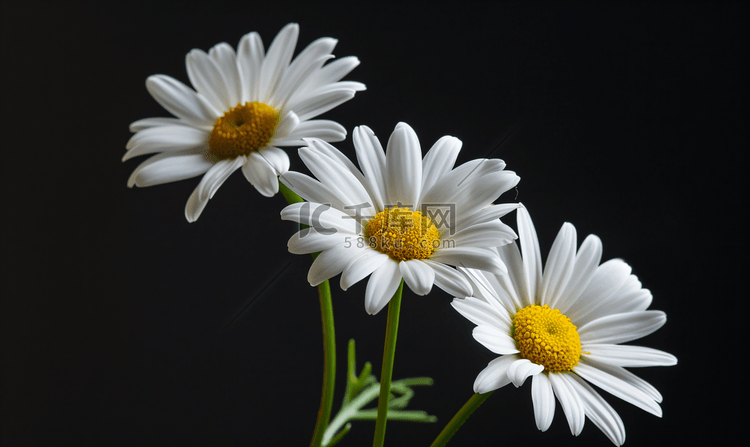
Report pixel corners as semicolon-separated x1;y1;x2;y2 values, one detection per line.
452;204;677;445
124;23;365;222
280;122;521;314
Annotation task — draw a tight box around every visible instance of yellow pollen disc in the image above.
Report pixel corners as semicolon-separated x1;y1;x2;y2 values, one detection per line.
208;102;280;159
365;206;441;262
511;304;582;373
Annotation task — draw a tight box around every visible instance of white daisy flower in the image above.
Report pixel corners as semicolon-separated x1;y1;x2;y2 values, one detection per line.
124;23;365;222
452;204;677;445
279;122;521;315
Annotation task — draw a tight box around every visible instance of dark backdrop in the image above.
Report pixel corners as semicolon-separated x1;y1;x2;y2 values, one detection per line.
2;2;746;446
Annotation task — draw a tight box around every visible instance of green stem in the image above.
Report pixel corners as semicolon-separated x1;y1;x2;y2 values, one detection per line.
310;279;336;447
429;392;495;447
279;180;337;447
372;280;405;447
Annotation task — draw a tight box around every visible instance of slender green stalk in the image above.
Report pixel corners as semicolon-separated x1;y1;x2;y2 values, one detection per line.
429;392;495;447
278;180;337;447
310;279;336;447
372;281;405;447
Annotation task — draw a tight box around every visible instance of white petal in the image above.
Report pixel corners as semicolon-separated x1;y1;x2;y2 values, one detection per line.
472;325;519;355
461;268;508;309
566;259;632;324
364;261;402;315
259;23;299;103
274;110;300;140
237;31;264;103
577;275;645;326
127;151;213;188
273;120;346;145
124;125;208;161
539;222;577;309
303;56;362;91
448;170;521;222
428;163;518;220
279;171;347;210
473;355;517;394
423;260;473;297
567;374;626;446
420;135;461;195
418;158;501;207
353;125;387;211
184;187;209;224
450;220;518;248
497;242;531;308
574;362;662;417
583;344;677;367
257;146;290;176
340;250;390;290
186;48;231;112
284;36;336;81
200;156;244;200
474;270;519;315
429;247;506;275
242;152;280;197
507;358;544;387
146;75;219;126
385;122;422;208
516;204;543;304
604;287;653;316
307;244;364;286
303;138;367;185
280;201;358;234
451;297;510;332
456;203;520;229
129;117;198;132
285;87;356;122
208;42;241;108
277;39;336;107
549;373;586;436
298;147;374;218
556;234;603;315
531;373;555;431
399;260;435;296
578;311;667;345
287;228;349;255
582;358;664;403
298;145;375;212
184;157;243;222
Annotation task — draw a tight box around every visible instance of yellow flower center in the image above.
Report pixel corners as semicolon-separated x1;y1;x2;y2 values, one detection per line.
208;102;280;159
365;206;441;262
511;304;582;373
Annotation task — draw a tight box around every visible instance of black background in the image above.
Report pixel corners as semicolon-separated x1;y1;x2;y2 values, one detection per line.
2;2;747;446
